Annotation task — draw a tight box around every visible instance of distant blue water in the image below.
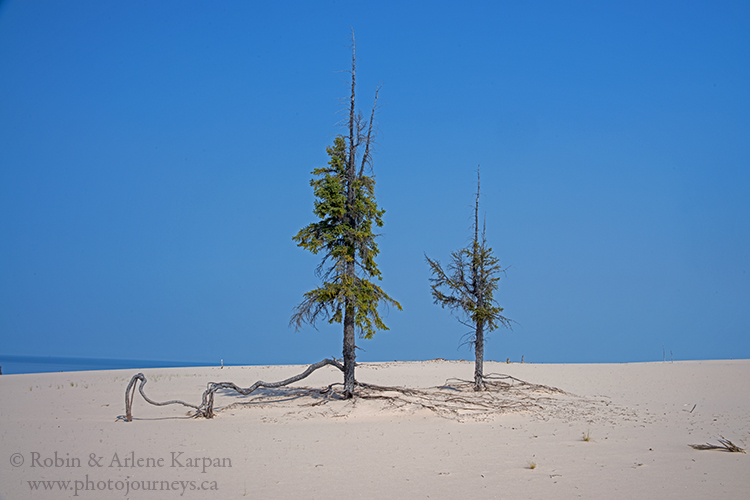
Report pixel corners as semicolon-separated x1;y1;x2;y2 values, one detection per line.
0;355;218;375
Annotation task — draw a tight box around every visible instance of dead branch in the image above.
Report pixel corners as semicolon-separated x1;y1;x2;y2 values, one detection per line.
121;358;344;421
689;437;746;453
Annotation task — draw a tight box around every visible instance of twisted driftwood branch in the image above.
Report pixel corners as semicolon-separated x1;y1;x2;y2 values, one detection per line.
122;358;344;421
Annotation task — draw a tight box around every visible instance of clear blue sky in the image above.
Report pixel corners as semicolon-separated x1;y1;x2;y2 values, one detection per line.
1;0;748;369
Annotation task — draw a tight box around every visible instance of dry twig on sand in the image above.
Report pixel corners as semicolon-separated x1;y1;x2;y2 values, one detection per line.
689;437;746;453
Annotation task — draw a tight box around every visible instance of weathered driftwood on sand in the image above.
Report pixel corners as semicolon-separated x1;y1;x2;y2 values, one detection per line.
123;358;344;421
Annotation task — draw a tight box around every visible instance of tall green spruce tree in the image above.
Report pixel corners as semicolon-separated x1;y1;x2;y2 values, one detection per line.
426;171;511;391
292;36;401;398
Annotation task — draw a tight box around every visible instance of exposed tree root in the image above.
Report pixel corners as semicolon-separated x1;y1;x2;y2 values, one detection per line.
122;364;621;424
350;373;566;419
121;358;344;421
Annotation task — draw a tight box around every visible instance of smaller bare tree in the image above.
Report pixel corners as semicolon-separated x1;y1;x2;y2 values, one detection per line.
425;170;512;391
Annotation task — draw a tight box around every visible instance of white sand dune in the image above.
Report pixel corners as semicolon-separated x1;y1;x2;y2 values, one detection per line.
1;359;748;499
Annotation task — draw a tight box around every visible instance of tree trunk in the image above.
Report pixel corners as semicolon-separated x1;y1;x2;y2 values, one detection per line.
471;170;484;391
343;33;358;399
474;321;484;391
343;297;357;397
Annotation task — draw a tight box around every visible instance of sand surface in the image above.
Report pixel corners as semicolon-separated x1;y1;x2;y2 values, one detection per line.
1;359;748;499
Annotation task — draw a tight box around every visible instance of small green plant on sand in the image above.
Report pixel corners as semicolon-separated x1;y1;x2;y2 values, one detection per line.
527;461;537;470
582;430;591;442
